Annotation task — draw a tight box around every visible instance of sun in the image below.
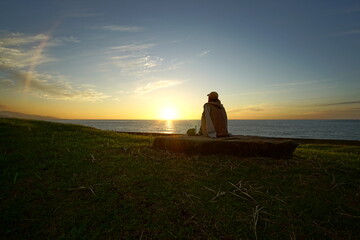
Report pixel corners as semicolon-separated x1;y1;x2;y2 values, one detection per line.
160;107;178;120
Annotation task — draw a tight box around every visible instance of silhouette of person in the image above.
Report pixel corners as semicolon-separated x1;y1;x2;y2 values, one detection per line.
198;91;229;138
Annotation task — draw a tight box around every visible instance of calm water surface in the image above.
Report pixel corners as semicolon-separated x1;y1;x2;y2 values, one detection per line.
53;119;360;141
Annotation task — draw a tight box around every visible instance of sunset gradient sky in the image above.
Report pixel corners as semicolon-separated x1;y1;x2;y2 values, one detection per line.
1;0;359;119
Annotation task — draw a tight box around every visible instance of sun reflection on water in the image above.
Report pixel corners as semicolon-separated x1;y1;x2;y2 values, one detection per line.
162;119;174;134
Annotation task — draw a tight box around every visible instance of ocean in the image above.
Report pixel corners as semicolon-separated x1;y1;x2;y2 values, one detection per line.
52;119;360;141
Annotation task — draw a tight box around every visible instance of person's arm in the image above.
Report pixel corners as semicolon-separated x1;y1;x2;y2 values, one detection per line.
224;107;228;128
204;104;216;138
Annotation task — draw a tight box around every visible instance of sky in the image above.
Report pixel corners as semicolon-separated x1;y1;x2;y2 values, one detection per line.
0;0;359;120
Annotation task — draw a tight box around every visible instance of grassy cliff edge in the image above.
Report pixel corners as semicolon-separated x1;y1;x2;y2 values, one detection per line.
1;118;359;239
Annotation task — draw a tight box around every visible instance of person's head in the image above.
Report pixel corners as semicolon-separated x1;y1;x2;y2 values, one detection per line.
207;91;219;102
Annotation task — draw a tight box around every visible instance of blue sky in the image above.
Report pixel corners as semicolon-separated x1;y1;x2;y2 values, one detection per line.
0;0;359;119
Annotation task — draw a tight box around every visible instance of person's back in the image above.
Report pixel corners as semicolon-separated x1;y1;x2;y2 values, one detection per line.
199;92;229;138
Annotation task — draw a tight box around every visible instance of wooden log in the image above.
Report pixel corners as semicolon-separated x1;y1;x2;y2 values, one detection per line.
153;135;299;159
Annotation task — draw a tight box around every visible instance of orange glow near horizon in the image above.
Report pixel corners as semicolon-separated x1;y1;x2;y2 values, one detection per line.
4;95;360;120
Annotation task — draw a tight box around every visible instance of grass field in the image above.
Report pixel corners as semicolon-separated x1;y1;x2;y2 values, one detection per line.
1;118;359;239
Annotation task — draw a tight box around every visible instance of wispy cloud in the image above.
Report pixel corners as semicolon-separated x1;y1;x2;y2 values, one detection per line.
170;36;190;44
332;28;360;37
0;31;107;101
0;103;7;110
0;32;79;70
110;43;155;52
319;100;360;106
100;25;143;32
106;43;170;76
294;107;360;119
110;55;164;75
227;101;360;119
0;70;108;101
52;36;80;44
117;90;131;94
105;42;183;76
341;6;360;14
110;55;134;60
0;78;15;88
0;33;55;69
198;50;211;57
344;29;360;35
0;45;55;69
270;80;322;88
67;10;103;18
0;33;49;46
134;80;182;95
228;105;264;113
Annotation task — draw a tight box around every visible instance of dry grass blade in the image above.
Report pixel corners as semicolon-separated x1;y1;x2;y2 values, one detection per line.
289;231;296;240
89;188;96;196
203;186;226;201
251;205;263;240
211;188;226;201
13;172;18;184
339;211;360;219
66;184;102;196
183;191;200;203
229;191;250;201
139;229;145;240
203;186;216;193
229;181;257;202
183;215;196;225
272;195;287;204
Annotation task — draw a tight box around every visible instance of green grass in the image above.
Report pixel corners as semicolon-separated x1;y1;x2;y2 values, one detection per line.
1;118;359;239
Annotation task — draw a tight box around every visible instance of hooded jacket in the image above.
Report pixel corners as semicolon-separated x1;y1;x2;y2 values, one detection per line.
200;101;229;138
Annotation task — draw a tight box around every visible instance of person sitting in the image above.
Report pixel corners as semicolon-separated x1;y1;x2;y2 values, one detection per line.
198;91;229;138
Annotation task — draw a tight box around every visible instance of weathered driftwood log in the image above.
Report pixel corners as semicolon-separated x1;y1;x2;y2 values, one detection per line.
153;135;299;159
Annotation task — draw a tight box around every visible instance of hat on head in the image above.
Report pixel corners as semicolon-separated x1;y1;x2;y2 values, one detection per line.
207;91;218;99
